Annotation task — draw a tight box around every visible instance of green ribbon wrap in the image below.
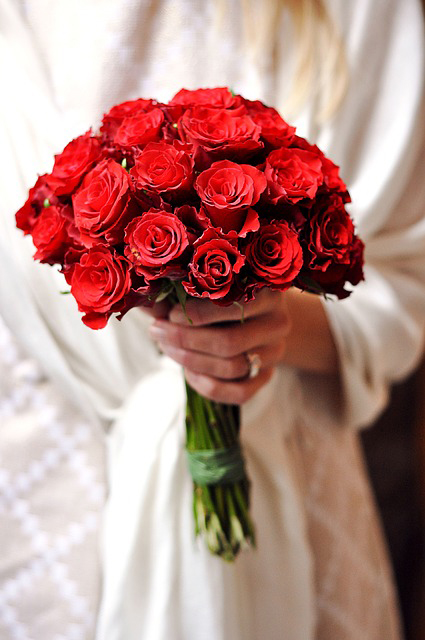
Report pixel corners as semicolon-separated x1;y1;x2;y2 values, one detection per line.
186;445;246;486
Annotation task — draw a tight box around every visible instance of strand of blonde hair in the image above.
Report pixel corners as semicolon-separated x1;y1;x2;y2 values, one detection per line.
214;0;348;121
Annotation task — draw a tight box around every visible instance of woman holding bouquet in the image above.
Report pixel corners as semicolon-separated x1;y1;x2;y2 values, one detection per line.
1;1;425;639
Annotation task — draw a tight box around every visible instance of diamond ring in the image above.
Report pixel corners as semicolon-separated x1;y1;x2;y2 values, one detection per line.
245;352;262;379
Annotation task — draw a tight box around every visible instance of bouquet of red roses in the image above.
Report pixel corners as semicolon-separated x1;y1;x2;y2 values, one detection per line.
16;87;364;561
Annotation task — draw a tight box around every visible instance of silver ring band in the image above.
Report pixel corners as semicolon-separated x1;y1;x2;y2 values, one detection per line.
245;352;261;379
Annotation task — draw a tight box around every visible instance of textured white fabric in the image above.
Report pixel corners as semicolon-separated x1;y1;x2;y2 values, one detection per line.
98;364;315;640
0;315;104;640
0;0;424;638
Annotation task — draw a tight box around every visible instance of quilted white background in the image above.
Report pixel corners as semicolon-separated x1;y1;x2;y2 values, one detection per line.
0;315;105;640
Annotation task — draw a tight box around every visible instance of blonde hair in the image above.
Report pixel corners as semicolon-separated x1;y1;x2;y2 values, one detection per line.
216;0;348;121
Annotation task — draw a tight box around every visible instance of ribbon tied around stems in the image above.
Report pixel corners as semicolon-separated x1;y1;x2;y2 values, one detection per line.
186;445;246;486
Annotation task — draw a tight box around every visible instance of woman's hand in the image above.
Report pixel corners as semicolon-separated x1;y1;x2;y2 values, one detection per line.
148;289;288;404
148;288;339;405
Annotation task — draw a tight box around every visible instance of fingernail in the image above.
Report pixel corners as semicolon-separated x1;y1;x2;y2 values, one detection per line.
149;323;167;341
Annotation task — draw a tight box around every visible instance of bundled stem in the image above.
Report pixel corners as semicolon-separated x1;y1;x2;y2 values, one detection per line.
185;381;256;561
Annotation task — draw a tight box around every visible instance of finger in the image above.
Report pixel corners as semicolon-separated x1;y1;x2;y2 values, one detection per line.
158;341;282;380
183;367;275;405
157;343;249;379
150;313;290;359
139;299;172;319
168;289;282;326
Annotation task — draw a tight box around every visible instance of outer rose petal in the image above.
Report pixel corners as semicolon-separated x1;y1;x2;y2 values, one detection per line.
174;205;208;242
197;205;260;238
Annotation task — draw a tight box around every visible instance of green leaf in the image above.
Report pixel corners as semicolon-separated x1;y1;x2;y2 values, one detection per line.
60;290;71;295
155;282;174;303
173;281;192;324
296;274;327;296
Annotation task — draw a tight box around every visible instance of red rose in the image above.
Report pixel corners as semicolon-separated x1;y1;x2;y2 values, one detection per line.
320;156;351;202
179;107;263;158
304;234;364;299
244;220;303;290
15;175;56;234
291;135;350;202
195;160;266;235
124;209;189;280
265;147;323;204
130;140;194;198
307;195;355;272
183;228;245;301
114;108;164;149
243;100;296;148
73;158;134;247
65;248;131;329
46;132;102;196
32;204;81;264
303;195;364;298
101;98;158;140
171;87;243;110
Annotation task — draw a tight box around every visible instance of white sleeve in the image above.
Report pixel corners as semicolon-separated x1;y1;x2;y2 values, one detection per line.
300;0;425;429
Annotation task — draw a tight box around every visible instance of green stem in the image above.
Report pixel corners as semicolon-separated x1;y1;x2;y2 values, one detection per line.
184;381;255;560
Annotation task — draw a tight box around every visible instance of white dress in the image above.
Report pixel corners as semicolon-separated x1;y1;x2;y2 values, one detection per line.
1;1;425;638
